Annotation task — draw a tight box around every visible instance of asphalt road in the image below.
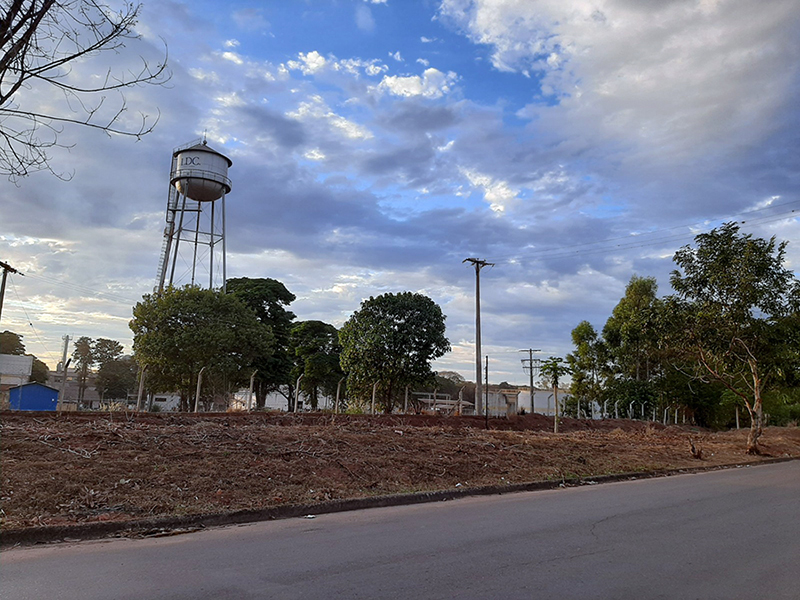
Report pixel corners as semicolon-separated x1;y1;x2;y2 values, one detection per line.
3;461;799;599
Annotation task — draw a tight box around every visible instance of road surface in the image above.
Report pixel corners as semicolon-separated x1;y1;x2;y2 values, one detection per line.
2;461;799;599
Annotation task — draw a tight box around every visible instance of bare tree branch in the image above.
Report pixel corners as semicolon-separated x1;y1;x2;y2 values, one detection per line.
0;0;170;181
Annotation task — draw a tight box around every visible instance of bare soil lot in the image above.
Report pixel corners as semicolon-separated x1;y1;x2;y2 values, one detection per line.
2;411;799;533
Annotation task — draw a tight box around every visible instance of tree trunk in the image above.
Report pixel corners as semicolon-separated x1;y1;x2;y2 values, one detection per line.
255;381;266;409
746;360;764;455
553;385;559;434
746;395;763;455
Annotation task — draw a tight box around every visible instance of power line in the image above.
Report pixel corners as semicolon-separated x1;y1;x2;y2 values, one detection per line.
22;272;141;304
485;203;800;265
8;273;57;362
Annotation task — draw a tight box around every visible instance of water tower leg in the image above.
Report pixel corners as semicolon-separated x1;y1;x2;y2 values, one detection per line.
169;193;188;288
191;199;202;286
222;194;227;292
209;197;215;289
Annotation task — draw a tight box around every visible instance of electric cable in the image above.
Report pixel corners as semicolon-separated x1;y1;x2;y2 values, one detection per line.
484;204;799;265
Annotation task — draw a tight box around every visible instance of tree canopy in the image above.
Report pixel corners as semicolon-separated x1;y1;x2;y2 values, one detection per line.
566;223;800;452
227;277;296;408
0;330;26;355
339;292;450;413
130;286;273;411
566;321;606;416
289;320;343;410
602;275;662;383
540;356;571;433
71;336;94;405
668;222;800;453
95;355;137;401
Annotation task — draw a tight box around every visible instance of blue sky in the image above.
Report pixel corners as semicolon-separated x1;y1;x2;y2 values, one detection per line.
2;0;799;386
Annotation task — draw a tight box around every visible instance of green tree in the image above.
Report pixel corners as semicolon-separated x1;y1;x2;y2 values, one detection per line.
130;286;274;411
339;292;450;413
289;320;343;410
540;356;571;433
566;321;606;417
227;277;296;409
668;222;800;453
89;338;125;401
30;356;48;384
603;275;662;383
93;338;123;367
0;330;26;354
96;356;137;401
72;336;94;407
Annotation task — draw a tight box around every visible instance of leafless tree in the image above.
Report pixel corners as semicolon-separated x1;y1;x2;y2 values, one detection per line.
0;0;170;181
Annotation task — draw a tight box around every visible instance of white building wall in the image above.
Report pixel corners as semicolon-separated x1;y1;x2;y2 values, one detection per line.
0;354;33;387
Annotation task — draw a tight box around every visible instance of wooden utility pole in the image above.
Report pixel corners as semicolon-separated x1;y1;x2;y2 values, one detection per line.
464;258;494;415
0;260;20;323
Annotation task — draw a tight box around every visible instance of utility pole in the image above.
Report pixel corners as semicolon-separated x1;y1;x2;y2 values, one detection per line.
464;257;494;416
0;260;20;323
520;348;541;413
484;354;489;427
57;335;70;412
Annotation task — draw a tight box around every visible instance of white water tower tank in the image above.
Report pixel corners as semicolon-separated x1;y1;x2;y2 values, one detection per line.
171;141;232;202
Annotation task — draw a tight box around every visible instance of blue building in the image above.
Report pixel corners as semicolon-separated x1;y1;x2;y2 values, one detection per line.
9;382;59;411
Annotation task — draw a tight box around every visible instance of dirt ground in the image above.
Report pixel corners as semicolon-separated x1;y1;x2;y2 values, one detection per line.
2;411;799;532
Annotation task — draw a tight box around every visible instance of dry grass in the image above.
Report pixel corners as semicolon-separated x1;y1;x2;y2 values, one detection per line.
2;411;798;531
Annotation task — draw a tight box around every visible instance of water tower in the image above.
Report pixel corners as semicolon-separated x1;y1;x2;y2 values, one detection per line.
155;139;232;292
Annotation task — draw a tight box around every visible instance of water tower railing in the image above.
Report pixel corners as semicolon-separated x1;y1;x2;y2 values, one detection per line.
169;168;232;192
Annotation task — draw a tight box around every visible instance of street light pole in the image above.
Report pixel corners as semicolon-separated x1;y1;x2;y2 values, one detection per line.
464;258;494;416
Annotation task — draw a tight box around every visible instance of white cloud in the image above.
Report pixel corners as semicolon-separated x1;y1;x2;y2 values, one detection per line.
377;68;458;98
224;39;240;48
356;5;376;32
440;0;800;164
288;95;373;140
286;51;328;75
220;51;244;65
333;57;388;77
416;58;430;67
461;168;518;213
214;92;245;107
365;63;388;76
390;51;403;62
188;68;220;83
304;148;326;161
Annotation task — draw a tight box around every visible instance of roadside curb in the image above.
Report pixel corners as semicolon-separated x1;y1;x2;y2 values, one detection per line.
2;456;796;548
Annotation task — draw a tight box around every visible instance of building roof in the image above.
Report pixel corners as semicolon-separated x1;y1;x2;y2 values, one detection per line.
9;381;59;392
